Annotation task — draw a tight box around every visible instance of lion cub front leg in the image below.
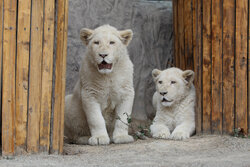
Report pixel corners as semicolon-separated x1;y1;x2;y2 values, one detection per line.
170;121;195;140
113;96;134;144
82;98;110;145
150;123;171;139
150;113;171;139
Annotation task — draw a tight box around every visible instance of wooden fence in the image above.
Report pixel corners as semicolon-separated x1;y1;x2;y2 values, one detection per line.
173;0;249;135
0;0;68;156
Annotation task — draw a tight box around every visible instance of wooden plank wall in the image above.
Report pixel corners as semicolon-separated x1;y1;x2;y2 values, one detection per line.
1;0;68;156
174;0;249;135
0;0;4;147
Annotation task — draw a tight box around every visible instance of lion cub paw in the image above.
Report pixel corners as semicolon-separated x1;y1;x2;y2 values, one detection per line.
152;130;171;139
88;135;110;145
170;130;190;140
113;135;134;144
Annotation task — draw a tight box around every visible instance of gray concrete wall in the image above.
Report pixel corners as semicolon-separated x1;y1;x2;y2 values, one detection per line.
66;0;173;120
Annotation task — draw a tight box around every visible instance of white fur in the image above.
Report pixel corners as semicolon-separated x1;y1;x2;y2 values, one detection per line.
150;67;196;140
64;25;135;145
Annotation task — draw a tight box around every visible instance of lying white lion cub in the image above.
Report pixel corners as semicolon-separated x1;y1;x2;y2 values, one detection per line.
64;25;135;145
150;67;196;140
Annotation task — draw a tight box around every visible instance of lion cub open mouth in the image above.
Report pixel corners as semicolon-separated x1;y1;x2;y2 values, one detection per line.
162;98;173;103
98;61;113;70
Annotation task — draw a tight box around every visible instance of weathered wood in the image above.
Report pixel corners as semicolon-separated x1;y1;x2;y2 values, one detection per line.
2;0;17;156
59;0;69;153
52;0;66;154
192;0;196;74
202;0;212;133
249;0;250;135
40;0;55;152
15;0;31;150
235;0;248;133
222;0;235;134
211;0;223;134
174;0;249;134
184;0;193;70
194;0;202;133
27;0;44;153
0;0;3;138
173;0;179;67
177;0;185;69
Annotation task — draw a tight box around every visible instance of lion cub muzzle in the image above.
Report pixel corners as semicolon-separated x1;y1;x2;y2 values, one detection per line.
98;60;113;70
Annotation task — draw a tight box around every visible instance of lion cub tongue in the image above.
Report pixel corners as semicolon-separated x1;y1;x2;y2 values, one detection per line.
98;63;112;70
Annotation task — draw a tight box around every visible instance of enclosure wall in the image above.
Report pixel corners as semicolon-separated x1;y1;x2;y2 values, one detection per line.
173;0;249;135
1;0;68;156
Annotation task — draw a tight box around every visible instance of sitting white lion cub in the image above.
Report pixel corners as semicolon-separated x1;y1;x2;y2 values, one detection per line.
64;25;135;145
150;67;195;140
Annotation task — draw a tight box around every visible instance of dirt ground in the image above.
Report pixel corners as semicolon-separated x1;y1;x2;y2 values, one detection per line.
0;135;249;167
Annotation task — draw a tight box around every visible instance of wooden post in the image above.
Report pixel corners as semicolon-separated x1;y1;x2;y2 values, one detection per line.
202;0;212;133
15;0;31;152
184;0;193;70
0;0;3;142
40;0;55;152
235;0;248;133
222;0;235;134
27;0;44;153
194;0;202;134
51;0;68;154
211;0;223;134
60;0;69;153
2;0;17;156
248;0;250;135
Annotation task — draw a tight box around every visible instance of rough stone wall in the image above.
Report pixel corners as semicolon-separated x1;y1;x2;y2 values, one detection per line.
66;0;173;120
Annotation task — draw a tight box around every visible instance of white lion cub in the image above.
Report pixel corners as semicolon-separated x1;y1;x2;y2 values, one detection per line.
64;25;135;145
150;67;195;140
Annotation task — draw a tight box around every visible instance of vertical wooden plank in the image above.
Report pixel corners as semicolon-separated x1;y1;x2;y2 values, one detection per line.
15;0;31;151
173;0;179;67
211;0;223;134
51;0;66;154
194;0;202;133
184;0;193;70
249;0;250;135
235;0;248;133
39;0;55;152
202;0;212;133
192;0;196;75
177;0;185;69
0;0;3;143
27;0;44;153
2;0;17;156
59;0;68;153
222;0;235;134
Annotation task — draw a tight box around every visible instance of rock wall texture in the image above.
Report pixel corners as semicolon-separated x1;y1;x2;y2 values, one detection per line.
66;0;173;120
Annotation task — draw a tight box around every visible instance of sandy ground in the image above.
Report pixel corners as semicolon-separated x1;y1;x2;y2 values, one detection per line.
0;135;249;167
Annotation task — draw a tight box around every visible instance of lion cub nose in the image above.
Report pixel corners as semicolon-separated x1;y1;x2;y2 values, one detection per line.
160;92;168;96
99;54;108;58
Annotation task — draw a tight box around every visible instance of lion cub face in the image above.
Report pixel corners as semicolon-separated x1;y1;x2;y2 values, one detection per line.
152;68;194;107
80;25;133;74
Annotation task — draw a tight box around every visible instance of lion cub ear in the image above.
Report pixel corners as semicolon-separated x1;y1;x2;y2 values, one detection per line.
80;28;94;45
152;69;161;82
182;70;195;85
119;29;133;46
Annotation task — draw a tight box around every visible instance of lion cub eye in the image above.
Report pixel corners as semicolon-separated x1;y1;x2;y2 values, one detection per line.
94;41;99;45
158;81;162;84
110;41;115;45
171;81;176;84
